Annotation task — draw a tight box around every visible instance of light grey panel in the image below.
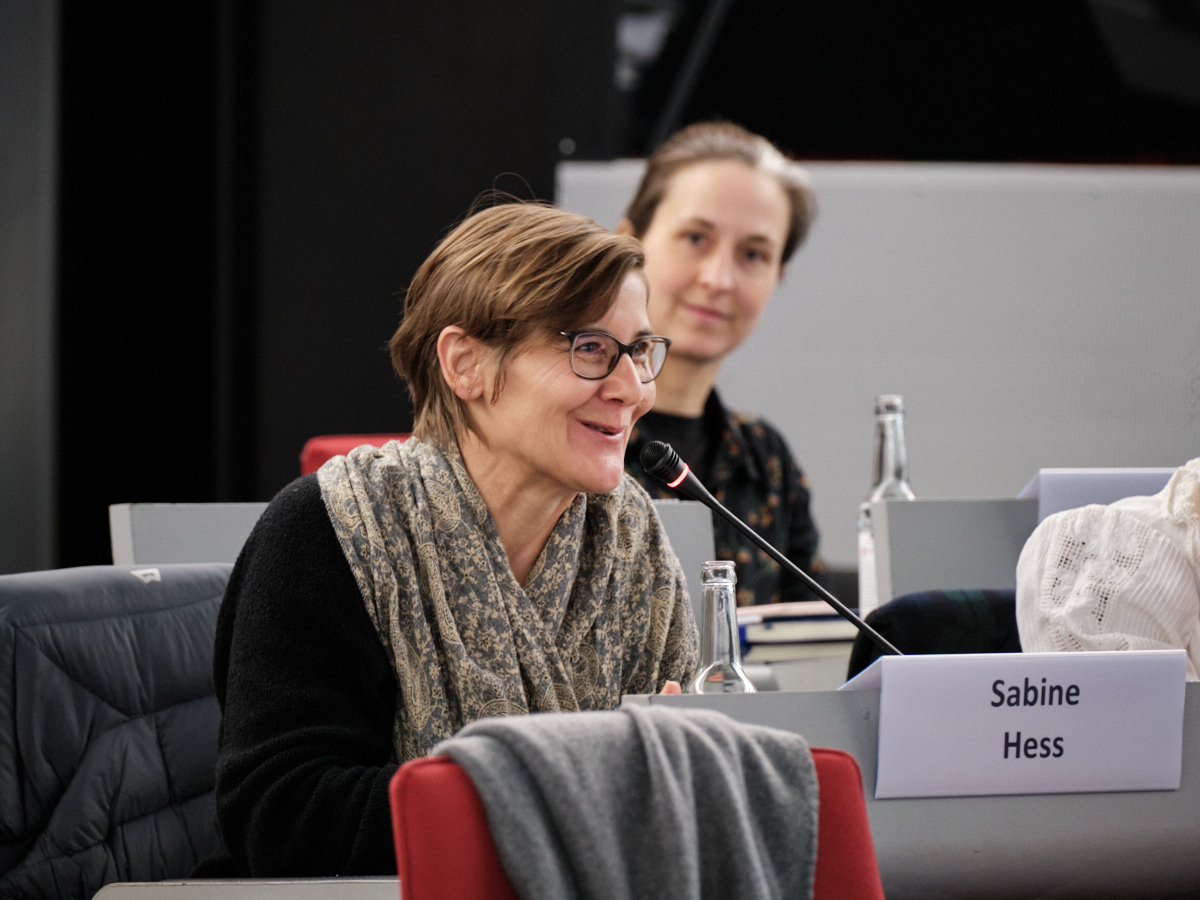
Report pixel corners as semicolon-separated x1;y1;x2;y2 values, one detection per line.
108;499;709;588
872;498;1038;601
651;498;714;624
1018;466;1175;522
560;161;1200;568
652;498;787;691
94;879;399;900
109;503;269;565
632;684;1200;899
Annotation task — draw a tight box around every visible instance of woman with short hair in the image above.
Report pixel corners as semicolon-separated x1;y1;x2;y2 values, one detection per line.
202;202;699;877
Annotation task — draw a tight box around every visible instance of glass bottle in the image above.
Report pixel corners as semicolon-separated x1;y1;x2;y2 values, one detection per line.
689;560;756;694
856;394;916;617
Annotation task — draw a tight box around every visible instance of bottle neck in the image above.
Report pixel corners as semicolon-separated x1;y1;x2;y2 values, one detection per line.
699;579;742;667
868;412;914;500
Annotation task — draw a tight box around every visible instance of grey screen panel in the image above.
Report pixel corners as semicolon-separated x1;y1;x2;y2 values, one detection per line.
559;161;1200;569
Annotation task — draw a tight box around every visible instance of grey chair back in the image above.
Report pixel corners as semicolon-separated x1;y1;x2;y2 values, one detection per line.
0;563;230;900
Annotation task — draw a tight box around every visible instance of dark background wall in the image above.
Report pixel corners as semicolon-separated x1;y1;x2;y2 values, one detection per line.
249;1;620;496
1;1;58;575
43;0;622;569
54;4;224;567
3;0;1199;572
630;1;1200;162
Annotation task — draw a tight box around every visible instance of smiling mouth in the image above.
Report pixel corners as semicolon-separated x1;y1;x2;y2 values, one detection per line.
584;422;622;436
686;305;728;323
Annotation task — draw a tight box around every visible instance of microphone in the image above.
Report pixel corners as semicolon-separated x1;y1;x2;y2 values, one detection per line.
640;440;902;658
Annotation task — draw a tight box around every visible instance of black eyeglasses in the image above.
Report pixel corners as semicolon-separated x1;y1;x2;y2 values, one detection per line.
560;331;672;383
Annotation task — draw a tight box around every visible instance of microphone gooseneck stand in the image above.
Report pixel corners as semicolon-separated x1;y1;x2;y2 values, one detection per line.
640;440;903;659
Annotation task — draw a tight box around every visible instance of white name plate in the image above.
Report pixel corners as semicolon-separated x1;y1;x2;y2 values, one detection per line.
841;650;1187;799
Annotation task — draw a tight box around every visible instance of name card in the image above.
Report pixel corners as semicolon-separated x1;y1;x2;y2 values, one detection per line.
841;650;1186;799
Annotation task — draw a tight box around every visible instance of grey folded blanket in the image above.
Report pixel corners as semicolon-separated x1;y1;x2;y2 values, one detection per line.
435;704;817;900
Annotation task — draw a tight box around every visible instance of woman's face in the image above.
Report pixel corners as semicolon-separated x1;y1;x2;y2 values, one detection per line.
470;273;656;499
636;159;791;365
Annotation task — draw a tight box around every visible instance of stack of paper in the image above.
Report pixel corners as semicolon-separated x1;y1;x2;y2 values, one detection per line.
737;600;859;663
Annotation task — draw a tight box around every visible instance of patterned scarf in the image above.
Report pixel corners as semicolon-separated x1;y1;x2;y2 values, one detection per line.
317;438;696;762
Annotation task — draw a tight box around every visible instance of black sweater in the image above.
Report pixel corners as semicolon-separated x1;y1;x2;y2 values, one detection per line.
198;475;400;876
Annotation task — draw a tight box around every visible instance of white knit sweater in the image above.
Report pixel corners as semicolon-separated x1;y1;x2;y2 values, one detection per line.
1016;458;1200;680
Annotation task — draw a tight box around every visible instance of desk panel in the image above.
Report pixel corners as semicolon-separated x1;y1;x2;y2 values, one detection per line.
626;684;1200;899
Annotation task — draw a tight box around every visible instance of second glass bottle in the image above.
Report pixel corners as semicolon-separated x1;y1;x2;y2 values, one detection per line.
690;560;756;694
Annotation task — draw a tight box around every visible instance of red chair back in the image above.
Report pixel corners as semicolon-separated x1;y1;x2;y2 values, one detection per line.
390;756;519;900
809;747;886;899
389;746;883;900
299;434;410;476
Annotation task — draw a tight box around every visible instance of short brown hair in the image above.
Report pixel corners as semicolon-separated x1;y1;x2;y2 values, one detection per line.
390;201;645;447
623;121;817;264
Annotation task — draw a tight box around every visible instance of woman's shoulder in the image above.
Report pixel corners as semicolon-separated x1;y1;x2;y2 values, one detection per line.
320;437;427;485
729;407;785;440
728;408;800;463
316;438;436;520
255;473;328;536
229;473;348;589
215;472;372;692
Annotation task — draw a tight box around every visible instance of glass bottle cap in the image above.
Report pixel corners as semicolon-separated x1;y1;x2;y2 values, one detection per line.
701;560;737;583
875;394;905;414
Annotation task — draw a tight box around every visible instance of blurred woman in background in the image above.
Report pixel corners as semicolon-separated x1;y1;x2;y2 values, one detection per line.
621;121;826;606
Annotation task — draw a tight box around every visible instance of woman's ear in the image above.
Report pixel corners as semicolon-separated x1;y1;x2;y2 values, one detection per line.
616;218;636;237
437;326;484;400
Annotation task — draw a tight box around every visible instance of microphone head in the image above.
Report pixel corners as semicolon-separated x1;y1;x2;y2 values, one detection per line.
640;440;685;484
